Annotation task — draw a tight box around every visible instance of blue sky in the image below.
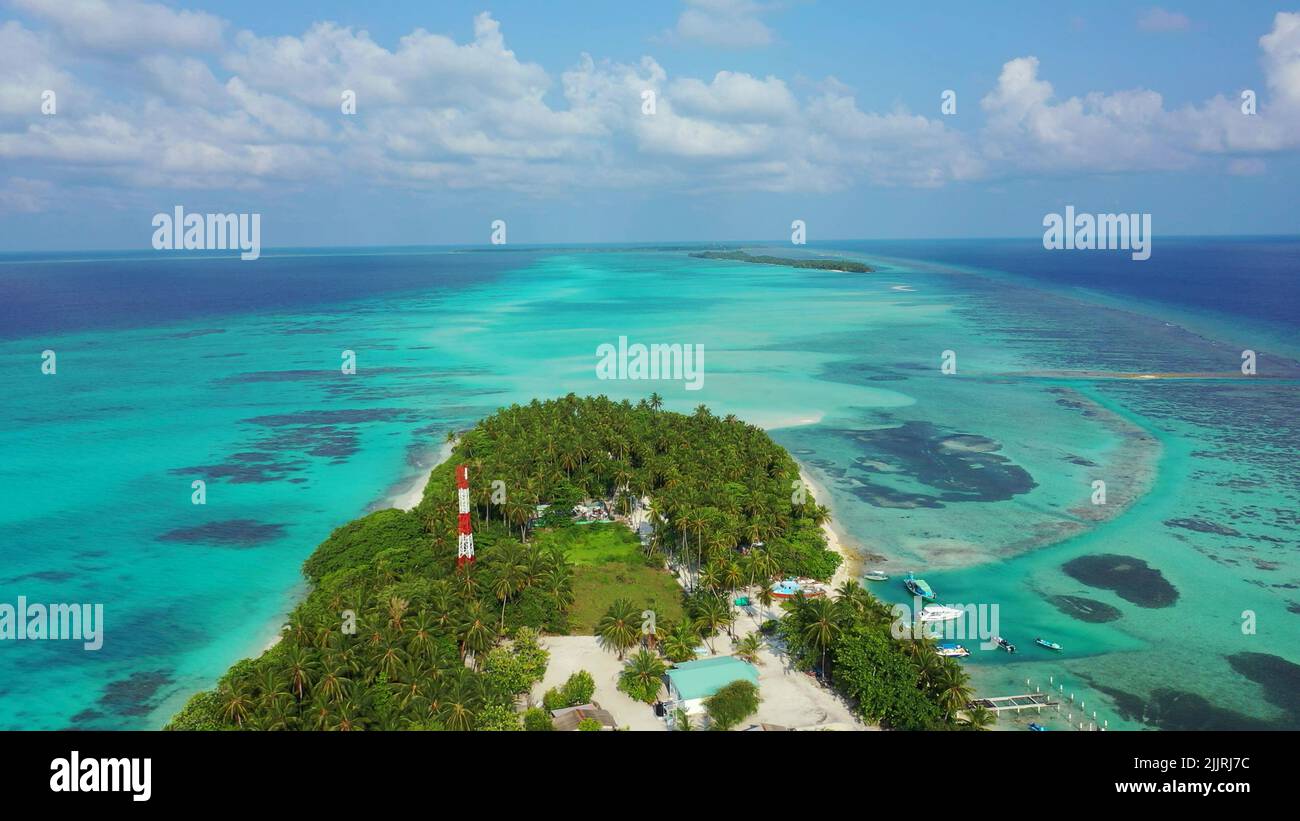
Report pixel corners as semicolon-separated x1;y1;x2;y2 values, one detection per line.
1;0;1298;249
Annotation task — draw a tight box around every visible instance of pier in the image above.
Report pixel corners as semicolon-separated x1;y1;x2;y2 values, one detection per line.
969;693;1060;714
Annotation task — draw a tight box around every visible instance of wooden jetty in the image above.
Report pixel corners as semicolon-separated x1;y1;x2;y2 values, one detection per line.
969;693;1060;714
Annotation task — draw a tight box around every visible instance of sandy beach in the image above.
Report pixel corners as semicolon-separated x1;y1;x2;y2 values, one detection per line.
797;464;862;590
386;438;456;511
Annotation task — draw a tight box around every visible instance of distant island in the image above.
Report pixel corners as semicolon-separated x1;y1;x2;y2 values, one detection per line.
690;250;873;273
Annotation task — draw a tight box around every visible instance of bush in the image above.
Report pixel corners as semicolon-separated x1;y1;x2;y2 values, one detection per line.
543;669;596;711
302;509;429;583
704;680;760;731
523;707;553;731
576;717;603;731
476;703;521;731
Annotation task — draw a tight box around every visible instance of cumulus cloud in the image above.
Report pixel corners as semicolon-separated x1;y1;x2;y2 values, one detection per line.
2;2;1300;208
11;0;224;52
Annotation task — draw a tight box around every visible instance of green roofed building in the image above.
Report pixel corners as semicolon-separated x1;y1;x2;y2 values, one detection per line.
665;655;759;714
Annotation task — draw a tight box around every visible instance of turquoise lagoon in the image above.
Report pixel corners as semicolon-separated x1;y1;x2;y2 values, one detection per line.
0;241;1296;730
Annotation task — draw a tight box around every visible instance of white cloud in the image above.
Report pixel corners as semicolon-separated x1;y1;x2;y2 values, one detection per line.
11;0;225;52
1137;7;1192;33
2;3;1300;209
669;0;774;48
0;176;53;213
0;20;76;118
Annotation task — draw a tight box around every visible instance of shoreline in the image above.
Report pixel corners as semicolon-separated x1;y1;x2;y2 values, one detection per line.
258;436;457;656
796;463;863;590
384;437;457;512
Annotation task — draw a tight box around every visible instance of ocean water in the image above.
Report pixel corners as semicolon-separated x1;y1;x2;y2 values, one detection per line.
0;239;1296;730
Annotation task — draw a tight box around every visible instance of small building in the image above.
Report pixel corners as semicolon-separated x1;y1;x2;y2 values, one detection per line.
551;703;617;731
664;656;759;715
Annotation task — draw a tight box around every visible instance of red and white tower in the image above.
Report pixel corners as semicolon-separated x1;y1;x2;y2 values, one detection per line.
456;464;475;568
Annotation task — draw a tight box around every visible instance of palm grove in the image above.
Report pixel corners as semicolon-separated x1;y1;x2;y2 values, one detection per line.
169;394;975;730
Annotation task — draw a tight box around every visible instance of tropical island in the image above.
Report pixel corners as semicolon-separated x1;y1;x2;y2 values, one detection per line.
689;250;873;273
167;394;983;731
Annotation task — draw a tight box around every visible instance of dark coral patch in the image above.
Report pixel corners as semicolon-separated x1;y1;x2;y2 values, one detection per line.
1047;594;1123;623
1165;517;1241;537
98;670;173;717
826;421;1035;509
1062;553;1178;608
157;519;286;547
1226;652;1300;719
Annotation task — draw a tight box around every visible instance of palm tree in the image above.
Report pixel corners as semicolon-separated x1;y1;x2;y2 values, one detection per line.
596;599;641;660
385;595;409;633
619;648;667;703
491;542;528;630
735;632;763;665
217;677;255;727
254;667;289;714
282;644;318;702
801;597;842;683
460;600;494;665
935;663;974;721
673;706;693;731
648;392;663;411
695;595;733;654
661;619;700;663
438;677;481;731
756;581;775;627
963;704;997;731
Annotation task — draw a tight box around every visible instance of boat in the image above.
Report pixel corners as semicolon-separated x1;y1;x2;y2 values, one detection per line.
1028;723;1048;732
936;643;970;658
863;570;889;582
1035;637;1063;651
903;572;935;600
918;604;964;623
993;636;1017;653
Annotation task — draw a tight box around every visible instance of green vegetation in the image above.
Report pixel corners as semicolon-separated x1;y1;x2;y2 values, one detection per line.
542;670;596;712
689;250;873;273
570;560;685;634
704;680;760;730
534;522;640;566
166;394;845;731
617;648;668;703
777;581;985;730
522;707;554;731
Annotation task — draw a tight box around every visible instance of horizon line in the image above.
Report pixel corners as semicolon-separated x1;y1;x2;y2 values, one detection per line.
1;232;1297;257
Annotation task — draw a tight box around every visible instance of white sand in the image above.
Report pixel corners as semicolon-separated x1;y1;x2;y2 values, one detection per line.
535;633;869;731
387;438;456;511
797;463;861;589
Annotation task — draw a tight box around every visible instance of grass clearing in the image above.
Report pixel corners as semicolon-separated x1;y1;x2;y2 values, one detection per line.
534;523;685;633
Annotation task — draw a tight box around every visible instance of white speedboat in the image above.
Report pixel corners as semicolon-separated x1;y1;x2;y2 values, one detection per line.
918;604;964;623
864;570;889;582
936;643;970;658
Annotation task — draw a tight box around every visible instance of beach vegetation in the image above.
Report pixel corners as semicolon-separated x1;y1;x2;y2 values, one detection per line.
704;680;760;730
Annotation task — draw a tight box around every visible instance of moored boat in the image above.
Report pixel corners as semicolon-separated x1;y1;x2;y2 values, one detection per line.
903;572;935;600
1028;722;1048;732
864;570;889;582
1035;637;1063;651
993;636;1017;653
918;604;964;622
936;642;970;658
